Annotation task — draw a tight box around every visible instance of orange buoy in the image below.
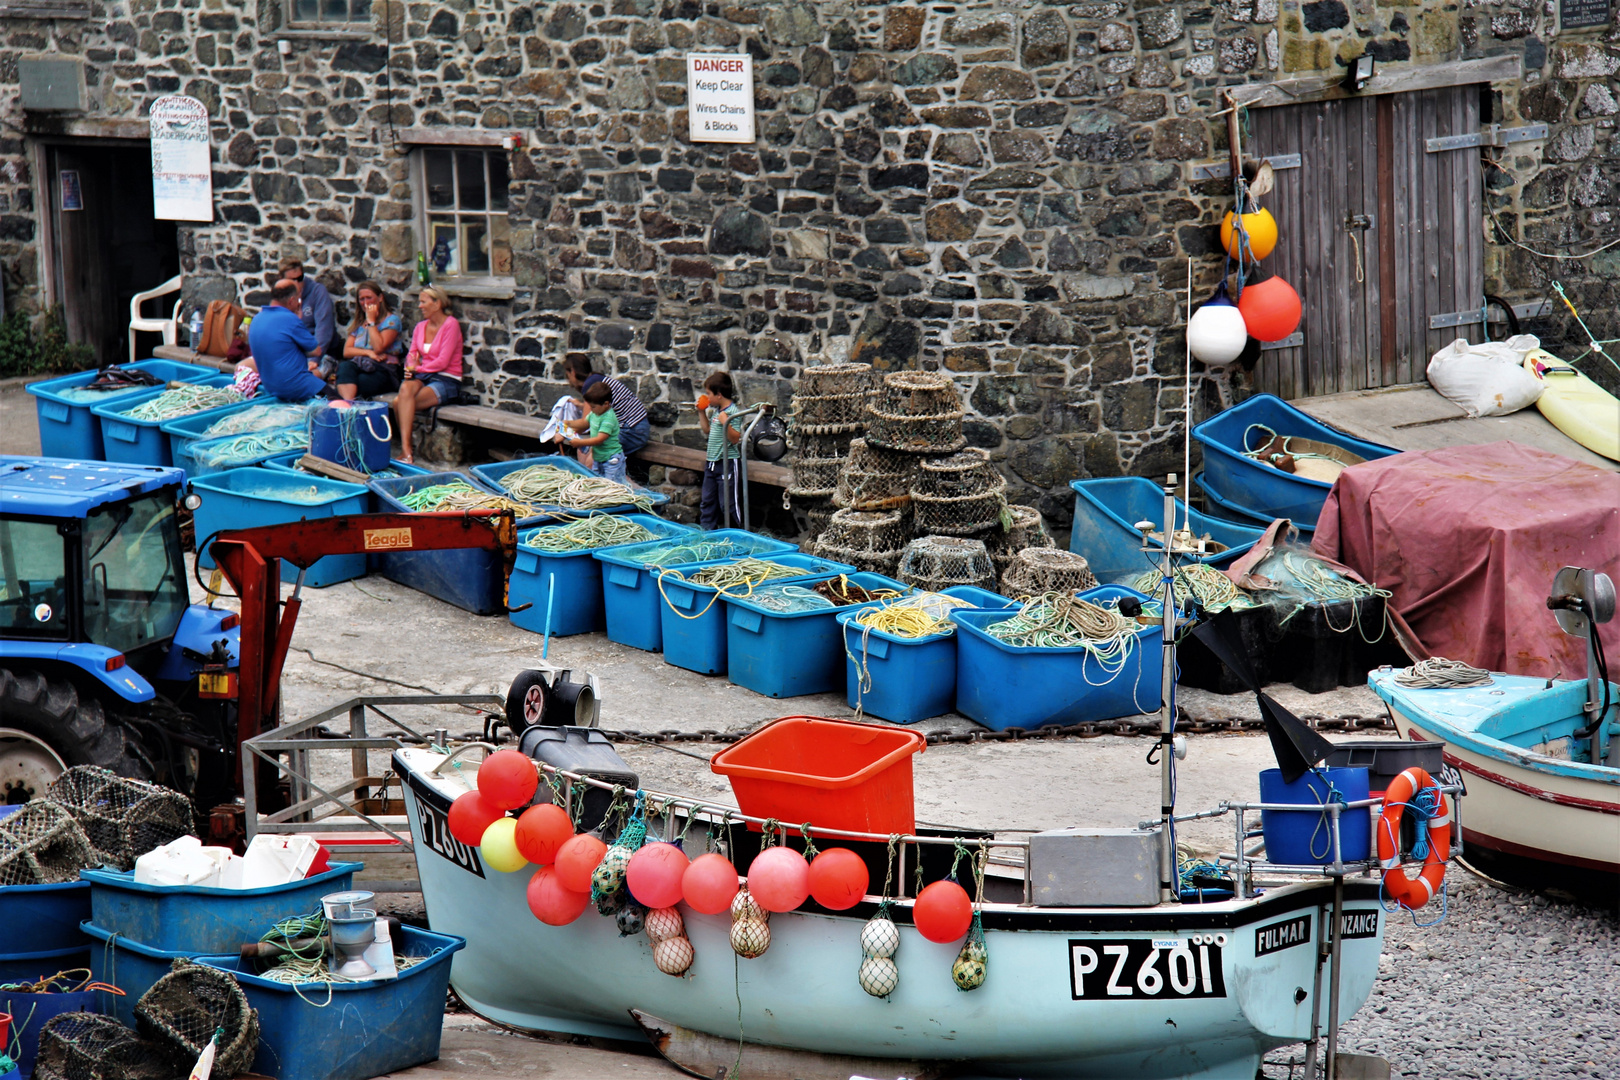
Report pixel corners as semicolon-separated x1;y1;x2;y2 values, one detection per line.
1221;207;1278;261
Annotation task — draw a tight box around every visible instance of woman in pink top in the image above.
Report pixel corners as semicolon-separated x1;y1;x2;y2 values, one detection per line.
393;285;463;463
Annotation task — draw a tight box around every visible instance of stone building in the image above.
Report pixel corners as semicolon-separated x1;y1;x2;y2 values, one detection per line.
1;0;1614;523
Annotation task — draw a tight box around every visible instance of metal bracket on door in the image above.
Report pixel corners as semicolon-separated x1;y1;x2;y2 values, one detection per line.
1425;125;1548;153
1189;153;1302;181
1260;333;1305;350
1429;305;1487;330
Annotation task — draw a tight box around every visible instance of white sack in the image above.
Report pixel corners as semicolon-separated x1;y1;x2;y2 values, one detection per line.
1426;334;1545;417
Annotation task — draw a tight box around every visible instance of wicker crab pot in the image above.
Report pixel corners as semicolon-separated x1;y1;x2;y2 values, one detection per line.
811;507;908;576
864;371;966;454
831;437;921;511
985;504;1055;576
896;535;998;593
1000;547;1100;599
909;449;1007;537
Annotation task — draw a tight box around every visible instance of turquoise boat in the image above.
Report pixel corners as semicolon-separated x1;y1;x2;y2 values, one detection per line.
394;745;1389;1080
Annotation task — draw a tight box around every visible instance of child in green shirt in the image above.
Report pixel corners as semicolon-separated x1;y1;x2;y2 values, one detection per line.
564;381;627;484
697;370;742;529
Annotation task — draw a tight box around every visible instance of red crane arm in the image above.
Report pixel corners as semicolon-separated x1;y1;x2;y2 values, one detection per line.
208;510;518;790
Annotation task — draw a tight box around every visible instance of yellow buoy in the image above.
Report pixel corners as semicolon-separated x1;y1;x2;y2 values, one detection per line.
1221;208;1278;260
480;816;528;873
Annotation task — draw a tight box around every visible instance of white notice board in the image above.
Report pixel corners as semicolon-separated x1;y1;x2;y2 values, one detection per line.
687;54;755;144
149;95;214;222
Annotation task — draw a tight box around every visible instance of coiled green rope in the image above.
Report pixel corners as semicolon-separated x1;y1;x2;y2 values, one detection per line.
1128;563;1258;614
521;514;659;553
201;402;316;439
657;558;804;620
399;480;539;516
121;384;243;421
193;427;309;469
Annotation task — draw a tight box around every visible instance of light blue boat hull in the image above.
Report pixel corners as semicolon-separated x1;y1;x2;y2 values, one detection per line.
396;750;1387;1079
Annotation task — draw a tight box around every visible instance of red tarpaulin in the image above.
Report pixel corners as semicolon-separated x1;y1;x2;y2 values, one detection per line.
1312;441;1620;678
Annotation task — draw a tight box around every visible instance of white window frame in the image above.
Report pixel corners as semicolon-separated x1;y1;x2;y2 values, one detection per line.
409;144;515;289
282;0;373;32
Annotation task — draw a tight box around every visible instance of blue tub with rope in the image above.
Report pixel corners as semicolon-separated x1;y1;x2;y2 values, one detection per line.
510;513;696;638
0;944;91;988
949;584;1162;730
658;552;858;676
369;472;511;614
1258;766;1372;865
470;456;670;522
1069;477;1265;584
89;376;239;468
1191;394;1397;527
725;572;910;699
595;530;797;652
190;468;370;587
161;398;316;476
309;399;392;473
28;359;220;461
835;586;1018;724
179;424;309;478
196;925;465;1080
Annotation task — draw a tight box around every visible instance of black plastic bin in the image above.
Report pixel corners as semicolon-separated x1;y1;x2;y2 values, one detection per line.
519;726;638;832
1270;595;1406;694
1324;739;1446;794
1175;606;1274;694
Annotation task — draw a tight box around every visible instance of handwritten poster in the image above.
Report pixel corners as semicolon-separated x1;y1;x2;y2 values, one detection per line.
149;95;213;222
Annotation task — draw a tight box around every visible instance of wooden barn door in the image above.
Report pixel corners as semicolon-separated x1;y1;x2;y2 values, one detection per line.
1248;87;1484;398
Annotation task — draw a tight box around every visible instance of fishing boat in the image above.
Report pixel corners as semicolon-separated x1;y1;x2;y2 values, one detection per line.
1191;394;1397;527
387;478;1452;1080
1368;566;1617;899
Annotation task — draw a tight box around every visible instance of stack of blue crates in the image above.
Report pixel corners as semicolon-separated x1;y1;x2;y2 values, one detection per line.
510;513;696;637
190;467;370;586
725;571;910;699
27;359;219;460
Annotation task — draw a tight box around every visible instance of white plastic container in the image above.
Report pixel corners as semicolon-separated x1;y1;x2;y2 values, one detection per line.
239;834;323;889
132;836;237;888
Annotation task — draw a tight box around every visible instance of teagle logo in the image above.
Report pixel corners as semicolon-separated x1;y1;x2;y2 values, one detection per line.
363;528;413;551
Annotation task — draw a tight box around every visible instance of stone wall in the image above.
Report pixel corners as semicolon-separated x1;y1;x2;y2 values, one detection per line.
0;0;1615;523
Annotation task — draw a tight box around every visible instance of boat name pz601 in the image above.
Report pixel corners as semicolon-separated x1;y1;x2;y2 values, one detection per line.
414;790;486;878
1069;938;1227;1001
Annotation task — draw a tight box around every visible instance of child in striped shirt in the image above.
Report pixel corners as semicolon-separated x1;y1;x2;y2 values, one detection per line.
697;371;742;529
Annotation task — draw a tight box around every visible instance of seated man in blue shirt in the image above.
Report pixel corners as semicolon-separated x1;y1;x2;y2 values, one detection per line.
247;280;331;401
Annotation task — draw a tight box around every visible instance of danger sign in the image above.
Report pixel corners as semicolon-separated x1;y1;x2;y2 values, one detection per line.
687;53;755;144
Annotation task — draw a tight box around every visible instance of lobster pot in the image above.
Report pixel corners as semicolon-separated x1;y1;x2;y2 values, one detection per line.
792;392;872;435
986;505;1054;575
910;453;1006;538
795;495;837;547
309;400;392;474
788;456;843;499
811;508;908;576
896;536;997;593
798;362;877;398
791;431;855;459
1000;548;1099;599
832;438;920;511
864;372;966;454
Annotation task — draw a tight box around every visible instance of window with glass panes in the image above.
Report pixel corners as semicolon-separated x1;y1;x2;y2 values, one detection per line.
418;148;512;280
287;0;370;25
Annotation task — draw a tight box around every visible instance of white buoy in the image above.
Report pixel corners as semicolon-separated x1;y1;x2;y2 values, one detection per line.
1188;299;1249;366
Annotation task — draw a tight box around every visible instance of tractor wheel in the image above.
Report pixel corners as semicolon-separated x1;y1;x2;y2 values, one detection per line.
0;668;153;802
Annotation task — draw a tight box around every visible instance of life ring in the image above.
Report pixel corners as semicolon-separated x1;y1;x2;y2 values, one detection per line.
1377;766;1450;909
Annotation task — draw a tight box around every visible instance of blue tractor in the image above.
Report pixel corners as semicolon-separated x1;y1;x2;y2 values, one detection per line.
0;456;240;808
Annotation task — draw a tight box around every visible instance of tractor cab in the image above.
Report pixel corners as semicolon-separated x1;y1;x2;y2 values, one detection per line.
0;456;240;806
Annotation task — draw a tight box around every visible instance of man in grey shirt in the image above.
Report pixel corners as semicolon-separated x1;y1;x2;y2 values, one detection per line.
277;256;335;370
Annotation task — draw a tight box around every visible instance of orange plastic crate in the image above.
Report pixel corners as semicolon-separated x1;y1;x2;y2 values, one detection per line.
710;716;926;836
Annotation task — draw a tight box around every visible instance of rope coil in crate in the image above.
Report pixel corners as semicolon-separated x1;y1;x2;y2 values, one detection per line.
657;558;807;620
193;427;310;469
521;513;659;553
201;401;318;439
121;384;243;422
1127;563;1257;615
496;463;654;512
399;480;540;517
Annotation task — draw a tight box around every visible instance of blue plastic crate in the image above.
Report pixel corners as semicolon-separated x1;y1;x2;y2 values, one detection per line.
369;472;511;614
162;398;317;476
596;530;797;652
1;986;98;1079
510;513;695;638
659;552;858;675
81;920;189;1026
950;585;1162;730
1069;476;1266;584
197;926;465;1080
179;424;308;477
725;572;910;698
832;585;1015;724
1194;472;1315;537
89;376;239;467
0;879;89;953
471;456;669;523
26;359;221;461
81;860;360;956
1192;394;1397;526
190;468;370;587
0;944;91;988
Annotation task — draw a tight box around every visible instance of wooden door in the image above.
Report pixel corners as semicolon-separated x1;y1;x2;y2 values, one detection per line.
1249;87;1484;398
49;145;118;360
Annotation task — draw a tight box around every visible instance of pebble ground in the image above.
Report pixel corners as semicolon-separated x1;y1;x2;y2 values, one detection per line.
1266;868;1619;1079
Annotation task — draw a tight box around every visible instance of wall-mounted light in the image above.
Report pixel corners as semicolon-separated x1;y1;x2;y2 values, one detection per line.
1342;54;1374;93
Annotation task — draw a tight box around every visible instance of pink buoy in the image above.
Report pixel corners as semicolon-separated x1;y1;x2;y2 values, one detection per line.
626;841;691;910
746;846;810;913
682;852;740;914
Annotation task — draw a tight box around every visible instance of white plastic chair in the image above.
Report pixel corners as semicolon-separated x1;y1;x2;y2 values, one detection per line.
127;273;184;362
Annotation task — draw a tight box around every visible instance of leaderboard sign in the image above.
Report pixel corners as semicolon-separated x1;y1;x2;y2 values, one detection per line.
687;54;755;143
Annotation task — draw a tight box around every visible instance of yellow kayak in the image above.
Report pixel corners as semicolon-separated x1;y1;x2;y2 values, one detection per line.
1523;349;1620;461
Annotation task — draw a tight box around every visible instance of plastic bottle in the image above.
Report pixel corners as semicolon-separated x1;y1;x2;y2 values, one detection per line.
189;308;203;346
416;251;431;286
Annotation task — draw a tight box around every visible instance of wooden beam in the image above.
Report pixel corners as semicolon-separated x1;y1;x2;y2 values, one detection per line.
1231;55;1521;111
296;454;371;485
633;440;792;488
433;404;544;438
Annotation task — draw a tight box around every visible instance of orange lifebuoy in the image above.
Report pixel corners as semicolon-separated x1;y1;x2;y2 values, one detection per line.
1377;766;1450;909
